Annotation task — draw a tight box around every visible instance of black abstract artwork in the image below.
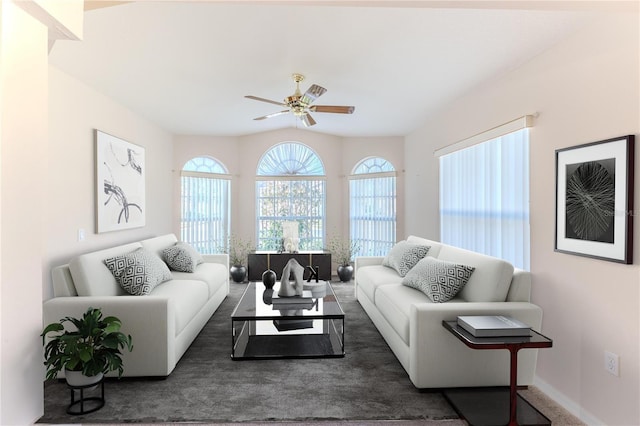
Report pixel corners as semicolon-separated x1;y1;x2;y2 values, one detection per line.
565;159;615;243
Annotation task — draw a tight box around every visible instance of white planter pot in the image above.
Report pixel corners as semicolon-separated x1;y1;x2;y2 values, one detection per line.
65;369;104;388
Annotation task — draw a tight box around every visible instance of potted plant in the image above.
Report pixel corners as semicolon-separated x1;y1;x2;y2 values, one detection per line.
41;307;133;386
224;234;254;283
327;235;361;282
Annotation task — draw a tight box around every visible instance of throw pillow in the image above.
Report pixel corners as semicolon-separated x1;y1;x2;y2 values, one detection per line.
104;248;172;296
402;256;475;303
162;242;204;273
382;240;431;277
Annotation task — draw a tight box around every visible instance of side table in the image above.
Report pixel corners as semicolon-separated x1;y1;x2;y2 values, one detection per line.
442;320;552;426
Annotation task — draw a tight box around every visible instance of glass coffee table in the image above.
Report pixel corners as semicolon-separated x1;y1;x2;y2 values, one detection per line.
231;281;345;360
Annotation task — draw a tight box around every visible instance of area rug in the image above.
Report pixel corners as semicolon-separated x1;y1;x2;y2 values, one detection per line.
39;281;459;424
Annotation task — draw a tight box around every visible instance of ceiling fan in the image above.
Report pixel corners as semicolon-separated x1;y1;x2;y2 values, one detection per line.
245;73;355;127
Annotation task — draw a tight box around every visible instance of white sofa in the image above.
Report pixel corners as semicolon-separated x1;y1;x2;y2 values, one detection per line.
44;234;229;377
354;235;543;389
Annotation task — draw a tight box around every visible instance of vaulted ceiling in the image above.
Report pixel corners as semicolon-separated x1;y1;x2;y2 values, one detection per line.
48;1;609;137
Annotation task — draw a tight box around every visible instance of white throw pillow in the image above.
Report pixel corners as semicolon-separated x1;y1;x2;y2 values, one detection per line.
382;240;430;277
104;248;172;295
162;242;203;273
402;256;475;303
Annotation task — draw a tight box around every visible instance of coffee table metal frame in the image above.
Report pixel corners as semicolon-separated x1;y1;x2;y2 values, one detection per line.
231;281;345;360
442;320;553;426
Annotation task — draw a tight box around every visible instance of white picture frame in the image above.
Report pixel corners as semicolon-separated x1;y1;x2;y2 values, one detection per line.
95;130;145;233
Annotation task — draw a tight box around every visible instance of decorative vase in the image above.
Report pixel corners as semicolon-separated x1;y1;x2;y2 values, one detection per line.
65;369;103;388
230;265;247;283
262;269;276;289
337;264;354;282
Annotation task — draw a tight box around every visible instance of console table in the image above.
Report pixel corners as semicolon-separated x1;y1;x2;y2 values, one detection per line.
247;251;332;281
442;320;553;426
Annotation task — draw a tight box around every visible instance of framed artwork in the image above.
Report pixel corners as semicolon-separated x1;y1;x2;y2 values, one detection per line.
555;135;634;263
95;130;146;233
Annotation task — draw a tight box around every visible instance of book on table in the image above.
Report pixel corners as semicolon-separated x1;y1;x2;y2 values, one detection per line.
271;290;315;305
457;315;532;337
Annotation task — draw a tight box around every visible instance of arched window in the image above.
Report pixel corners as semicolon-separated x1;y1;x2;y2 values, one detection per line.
181;156;230;254
256;142;326;250
350;157;397;256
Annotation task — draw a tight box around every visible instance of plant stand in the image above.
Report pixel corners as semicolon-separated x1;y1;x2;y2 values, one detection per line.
66;378;105;415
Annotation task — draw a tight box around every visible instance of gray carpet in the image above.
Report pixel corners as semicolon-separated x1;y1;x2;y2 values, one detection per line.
39;281;459;424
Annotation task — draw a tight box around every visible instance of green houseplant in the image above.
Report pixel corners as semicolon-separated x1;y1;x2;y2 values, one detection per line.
327;235;361;282
41;307;133;385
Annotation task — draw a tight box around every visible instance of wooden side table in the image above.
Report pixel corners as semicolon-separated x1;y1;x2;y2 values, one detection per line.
442;320;553;426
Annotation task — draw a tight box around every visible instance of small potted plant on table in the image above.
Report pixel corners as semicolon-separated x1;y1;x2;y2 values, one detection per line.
225;234;254;283
328;235;361;282
41;307;133;387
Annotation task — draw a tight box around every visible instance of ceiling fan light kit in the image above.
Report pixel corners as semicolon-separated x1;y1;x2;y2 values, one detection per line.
245;73;355;127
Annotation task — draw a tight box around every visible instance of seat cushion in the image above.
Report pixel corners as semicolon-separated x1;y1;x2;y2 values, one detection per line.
149;279;208;335
356;264;404;303
375;284;432;345
170;262;228;298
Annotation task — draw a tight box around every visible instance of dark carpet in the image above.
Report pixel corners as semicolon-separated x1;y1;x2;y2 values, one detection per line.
39;281;459;424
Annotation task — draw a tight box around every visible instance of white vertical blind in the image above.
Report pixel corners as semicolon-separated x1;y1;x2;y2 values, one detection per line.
439;129;530;270
181;157;230;254
349;157;397;256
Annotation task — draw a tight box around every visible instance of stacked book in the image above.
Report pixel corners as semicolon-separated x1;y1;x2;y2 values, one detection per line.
271;291;316;310
457;315;532;337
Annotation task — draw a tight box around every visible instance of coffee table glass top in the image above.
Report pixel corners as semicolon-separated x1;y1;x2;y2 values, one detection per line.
231;281;344;321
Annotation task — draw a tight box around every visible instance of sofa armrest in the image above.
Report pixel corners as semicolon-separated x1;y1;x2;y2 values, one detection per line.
354;256;384;271
202;253;229;268
409;302;544;388
43;296;175;377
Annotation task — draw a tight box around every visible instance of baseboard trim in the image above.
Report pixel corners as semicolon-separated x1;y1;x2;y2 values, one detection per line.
533;376;604;426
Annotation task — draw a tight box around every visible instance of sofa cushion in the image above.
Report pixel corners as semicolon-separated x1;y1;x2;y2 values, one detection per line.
406;235;444;258
162;242;204;273
436;245;514;302
375;284;432;345
149;279;208;335
69;242;143;296
170;262;228;299
382;240;430;277
104;248;173;296
356;264;404;304
140;234;179;258
402;256;475;303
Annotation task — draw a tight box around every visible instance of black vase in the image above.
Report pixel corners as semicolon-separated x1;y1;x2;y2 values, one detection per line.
337;264;354;282
230;265;247;283
262;269;276;289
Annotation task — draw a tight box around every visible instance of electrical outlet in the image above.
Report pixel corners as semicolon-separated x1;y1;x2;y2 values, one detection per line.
605;351;619;376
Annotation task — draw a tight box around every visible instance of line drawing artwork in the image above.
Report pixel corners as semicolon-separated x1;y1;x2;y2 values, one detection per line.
96;130;145;233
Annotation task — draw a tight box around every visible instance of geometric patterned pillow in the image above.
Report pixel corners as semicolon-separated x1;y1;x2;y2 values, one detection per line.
401;257;475;303
382;240;431;277
162;242;204;273
104;248;172;296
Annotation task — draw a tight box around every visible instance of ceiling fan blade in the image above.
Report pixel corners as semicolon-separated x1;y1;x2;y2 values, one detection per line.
245;95;287;107
310;105;355;114
254;110;290;121
300;113;317;127
301;84;327;105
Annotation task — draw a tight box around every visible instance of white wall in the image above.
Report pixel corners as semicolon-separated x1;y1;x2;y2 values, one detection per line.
173;130;405;256
1;2;49;424
46;65;174;300
405;13;639;426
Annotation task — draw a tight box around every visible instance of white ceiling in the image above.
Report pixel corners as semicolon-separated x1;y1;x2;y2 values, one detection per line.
48;1;602;137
